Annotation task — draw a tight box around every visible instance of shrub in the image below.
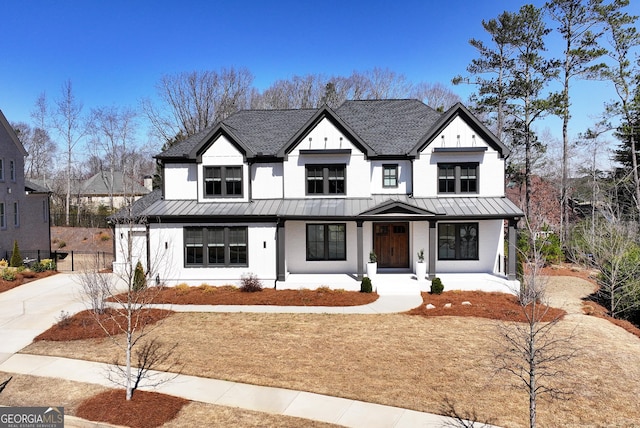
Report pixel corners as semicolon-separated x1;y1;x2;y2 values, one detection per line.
9;241;22;268
369;251;377;263
133;261;147;292
240;272;263;292
0;259;7;268
430;277;444;294
360;277;373;293
2;269;16;281
40;259;56;271
57;240;66;249
99;232;111;242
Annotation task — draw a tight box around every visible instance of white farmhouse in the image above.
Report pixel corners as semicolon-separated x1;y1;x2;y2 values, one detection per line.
113;100;523;293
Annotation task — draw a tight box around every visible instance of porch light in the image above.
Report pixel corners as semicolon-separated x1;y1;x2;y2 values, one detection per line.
472;135;476;146
324;137;327;148
308;137;312;148
441;135;445;147
457;135;461;147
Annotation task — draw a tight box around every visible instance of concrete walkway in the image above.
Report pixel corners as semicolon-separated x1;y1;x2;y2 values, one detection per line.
0;274;484;427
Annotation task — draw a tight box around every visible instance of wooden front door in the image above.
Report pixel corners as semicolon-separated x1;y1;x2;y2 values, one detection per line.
374;222;409;268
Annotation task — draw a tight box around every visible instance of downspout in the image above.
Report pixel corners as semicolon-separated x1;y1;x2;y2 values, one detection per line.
146;222;151;275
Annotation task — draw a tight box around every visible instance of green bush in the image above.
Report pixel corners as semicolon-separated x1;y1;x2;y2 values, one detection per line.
430;277;444;294
9;241;22;268
360;277;373;293
240;272;263;292
2;269;16;281
133;261;147;292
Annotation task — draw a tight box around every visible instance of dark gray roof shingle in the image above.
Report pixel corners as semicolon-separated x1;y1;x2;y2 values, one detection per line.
156;100;445;160
334;99;441;155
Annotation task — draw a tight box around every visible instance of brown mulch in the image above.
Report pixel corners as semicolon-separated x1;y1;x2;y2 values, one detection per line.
0;270;57;293
407;290;567;322
113;285;380;307
76;389;188;428
34;308;173;341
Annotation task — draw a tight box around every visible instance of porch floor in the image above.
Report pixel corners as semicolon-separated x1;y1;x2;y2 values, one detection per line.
276;272;519;296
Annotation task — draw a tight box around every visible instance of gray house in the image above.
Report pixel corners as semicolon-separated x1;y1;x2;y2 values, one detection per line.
0;110;51;260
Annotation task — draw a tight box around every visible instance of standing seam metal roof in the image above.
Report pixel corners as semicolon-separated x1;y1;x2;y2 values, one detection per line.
139;196;522;220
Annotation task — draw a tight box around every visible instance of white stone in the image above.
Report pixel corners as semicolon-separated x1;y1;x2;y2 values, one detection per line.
462;301;472;306
444;303;452;309
426;304;436;310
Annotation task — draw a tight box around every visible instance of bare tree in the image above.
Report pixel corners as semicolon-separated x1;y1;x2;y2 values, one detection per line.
143;67;253;143
572;210;640;319
77;196;178;400
495;220;578;428
410;82;461;112
88;106;138;210
52;80;87;226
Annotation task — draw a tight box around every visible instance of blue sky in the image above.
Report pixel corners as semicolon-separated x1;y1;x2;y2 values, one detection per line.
0;0;637;152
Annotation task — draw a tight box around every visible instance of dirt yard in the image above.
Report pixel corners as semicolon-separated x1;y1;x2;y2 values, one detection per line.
18;271;640;428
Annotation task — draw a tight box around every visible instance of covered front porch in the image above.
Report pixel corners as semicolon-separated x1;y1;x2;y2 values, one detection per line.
275;271;520;295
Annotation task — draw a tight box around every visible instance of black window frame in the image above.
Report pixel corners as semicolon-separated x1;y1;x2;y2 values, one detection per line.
382;164;398;188
306;223;347;261
12;201;18;227
438;163;478;194
0;202;5;229
9;160;15;182
203;166;243;198
184;226;248;267
0;159;4;181
305;164;346;195
438;223;479;260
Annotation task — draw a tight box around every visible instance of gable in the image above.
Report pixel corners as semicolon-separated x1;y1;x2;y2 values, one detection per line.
200;133;245;162
359;200;436;216
194;125;252;162
0;110;27;157
278;106;375;159
410;103;509;158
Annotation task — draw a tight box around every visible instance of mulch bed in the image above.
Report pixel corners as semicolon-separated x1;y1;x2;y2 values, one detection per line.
113;285;380;307
0;270;57;293
407;290;567;322
76;389;188;428
34;308;173;341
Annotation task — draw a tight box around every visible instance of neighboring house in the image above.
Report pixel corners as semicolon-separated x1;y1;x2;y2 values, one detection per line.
113;100;523;291
0;110;51;259
78;171;151;212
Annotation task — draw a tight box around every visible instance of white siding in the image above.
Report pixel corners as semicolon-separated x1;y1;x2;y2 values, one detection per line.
198;135;249;202
146;222;277;286
434;219;504;274
164;164;197;200
251;163;283;199
284;117;370;198
370;160;412;195
413;116;505;198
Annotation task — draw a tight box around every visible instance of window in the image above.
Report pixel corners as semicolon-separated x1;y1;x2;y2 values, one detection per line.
438;163;478;194
306;224;346;261
185;226;248;267
0;203;4;229
13;202;18;227
438;223;478;260
203;166;243;197
306;165;346;195
0;159;3;180
382;164;398;188
9;160;15;181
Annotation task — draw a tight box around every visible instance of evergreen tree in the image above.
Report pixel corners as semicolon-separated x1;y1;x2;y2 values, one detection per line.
9;241;22;268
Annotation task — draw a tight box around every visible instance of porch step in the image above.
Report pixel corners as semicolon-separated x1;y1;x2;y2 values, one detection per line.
370;275;426;296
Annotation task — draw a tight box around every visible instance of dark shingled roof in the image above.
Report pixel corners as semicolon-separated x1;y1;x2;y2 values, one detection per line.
334;99;441;155
109;189;163;222
156;99;486;160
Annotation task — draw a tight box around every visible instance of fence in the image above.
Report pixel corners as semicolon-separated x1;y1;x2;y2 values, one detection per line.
1;249;113;272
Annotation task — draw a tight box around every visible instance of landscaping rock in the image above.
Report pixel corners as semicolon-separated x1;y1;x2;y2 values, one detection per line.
462;301;471;306
426;303;436;310
444;303;452;309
